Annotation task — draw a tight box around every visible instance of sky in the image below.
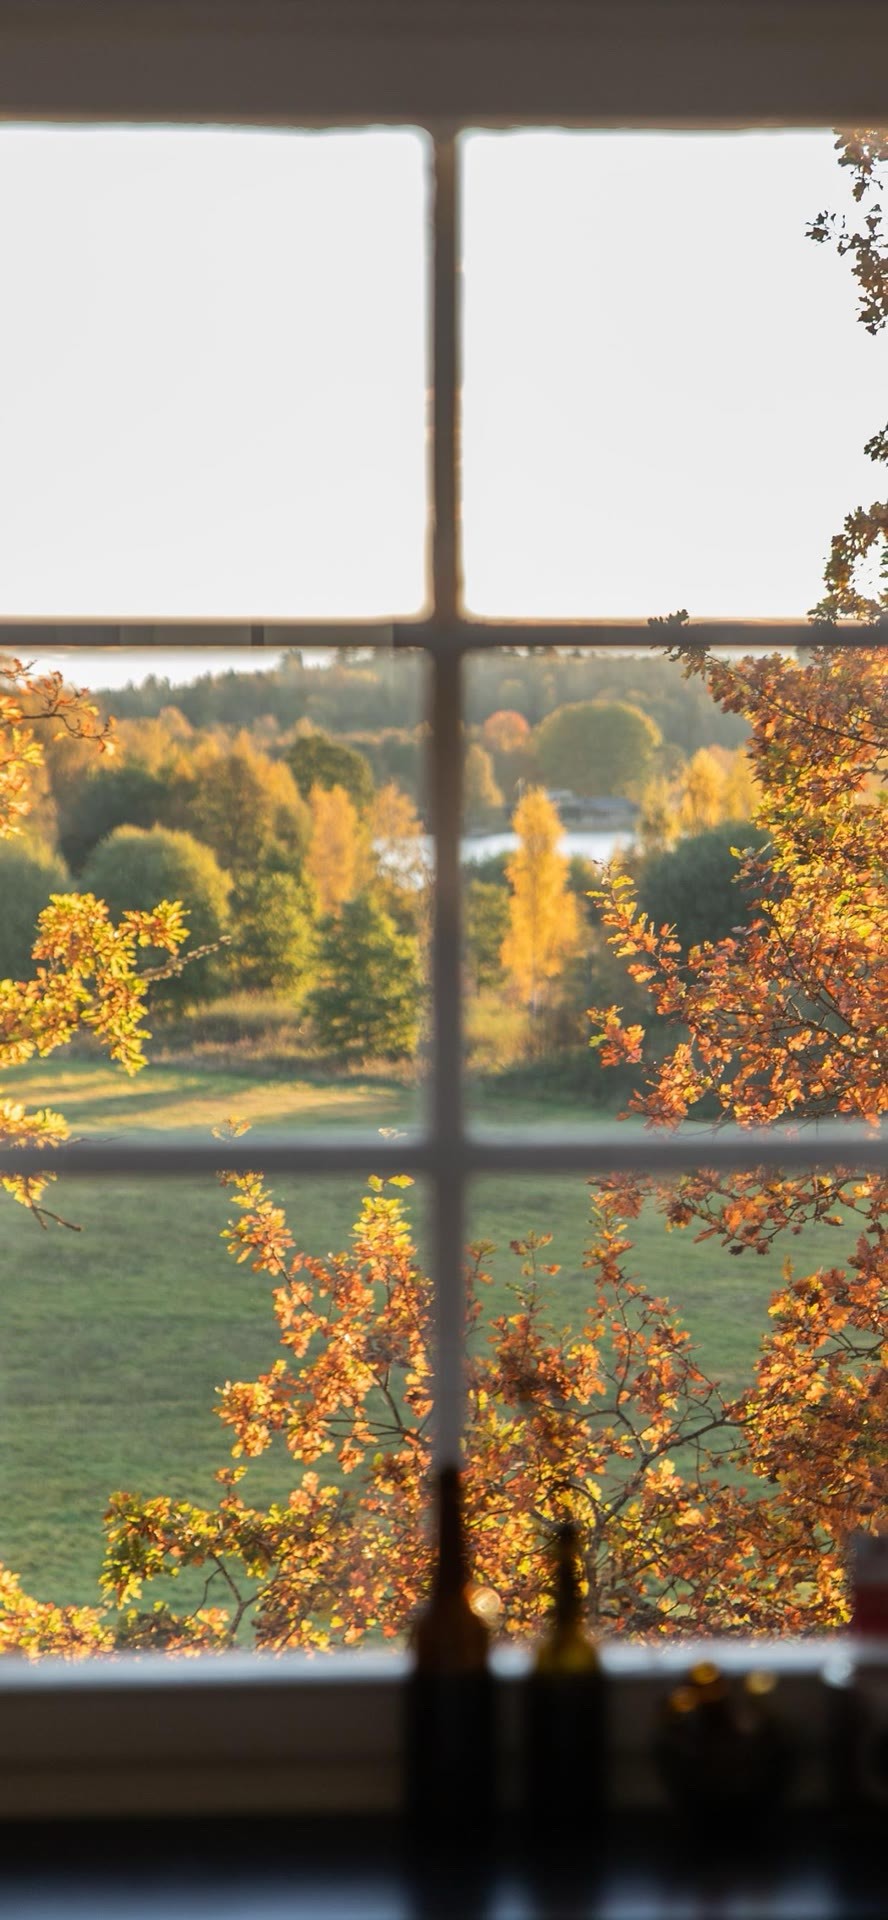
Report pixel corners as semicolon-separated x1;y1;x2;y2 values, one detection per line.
0;124;885;687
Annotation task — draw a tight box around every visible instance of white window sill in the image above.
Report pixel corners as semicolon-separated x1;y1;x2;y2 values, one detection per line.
0;1639;880;1820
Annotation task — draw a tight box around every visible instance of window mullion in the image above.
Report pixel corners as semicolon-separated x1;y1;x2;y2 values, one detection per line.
429;133;466;1468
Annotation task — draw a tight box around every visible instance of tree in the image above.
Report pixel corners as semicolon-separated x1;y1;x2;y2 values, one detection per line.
58;760;174;872
676;747;725;832
229;871;318;1000
81;826;231;1006
464;742;503;829
0;655;187;1236
636;820;759;954
501;788;581;1013
285;731;374;814
305;783;360;919
306;894;422;1060
173;737;310;876
481;709;531;755
0;841;69;979
535;701;662;798
589;640;887;1617
465;879;510;991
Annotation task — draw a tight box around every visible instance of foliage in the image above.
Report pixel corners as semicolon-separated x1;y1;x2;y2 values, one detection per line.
808;130;888;620
228;871;318;1000
0;840;69;979
481;709;531;754
589;641;887;1610
58;760;175;873
286;731;375;814
535;700;662;798
0;657;187;1226
304;783;361;919
81;826;230;1007
501;788;581;1014
466;879;511;992
175;737;310;876
464;742;503;829
636;820;759;955
306;894;423;1061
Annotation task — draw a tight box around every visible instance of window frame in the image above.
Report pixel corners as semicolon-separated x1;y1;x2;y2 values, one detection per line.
0;8;885;1818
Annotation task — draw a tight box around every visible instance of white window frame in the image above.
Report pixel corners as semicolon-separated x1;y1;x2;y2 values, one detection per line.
0;1;884;1819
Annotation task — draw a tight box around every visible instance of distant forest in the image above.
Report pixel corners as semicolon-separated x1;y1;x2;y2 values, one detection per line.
98;648;749;756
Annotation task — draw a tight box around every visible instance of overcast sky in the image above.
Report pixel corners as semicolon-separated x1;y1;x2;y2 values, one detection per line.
0;125;884;685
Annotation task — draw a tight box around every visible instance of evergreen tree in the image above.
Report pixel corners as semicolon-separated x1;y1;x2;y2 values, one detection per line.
307;894;422;1060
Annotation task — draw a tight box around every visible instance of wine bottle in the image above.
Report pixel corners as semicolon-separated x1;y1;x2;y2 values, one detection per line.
524;1521;604;1840
655;1661;788;1828
404;1465;494;1848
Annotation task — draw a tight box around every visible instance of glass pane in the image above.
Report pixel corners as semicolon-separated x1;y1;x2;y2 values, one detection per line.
2;1171;429;1653
1;643;429;1148
0;128;427;618
463;642;886;1137
462;129;888;618
466;1171;879;1636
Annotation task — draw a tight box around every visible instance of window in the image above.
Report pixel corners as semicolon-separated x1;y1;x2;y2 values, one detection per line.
0;0;885;1816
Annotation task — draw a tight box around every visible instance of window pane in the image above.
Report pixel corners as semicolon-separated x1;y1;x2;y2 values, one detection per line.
2;1171;429;1653
462;129;888;618
463;642;886;1136
2;643;429;1146
466;1171;877;1636
0;128;427;618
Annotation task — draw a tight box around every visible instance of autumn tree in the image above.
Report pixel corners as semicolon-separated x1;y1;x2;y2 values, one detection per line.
676;747;725;832
174;736;310;876
305;782;360;918
464;742;503;829
501;787;581;1014
0;655;188;1229
481;709;531;755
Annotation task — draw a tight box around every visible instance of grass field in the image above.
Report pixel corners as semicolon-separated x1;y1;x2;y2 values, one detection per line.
1;1052;855;1612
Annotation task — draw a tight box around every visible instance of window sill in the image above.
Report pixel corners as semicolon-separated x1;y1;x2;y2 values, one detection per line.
0;1639;880;1821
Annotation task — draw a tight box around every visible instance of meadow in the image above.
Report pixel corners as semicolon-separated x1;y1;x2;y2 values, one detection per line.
1;1049;854;1612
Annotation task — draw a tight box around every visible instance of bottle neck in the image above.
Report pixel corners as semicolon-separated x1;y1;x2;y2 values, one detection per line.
553;1523;583;1630
535;1521;598;1674
431;1465;469;1599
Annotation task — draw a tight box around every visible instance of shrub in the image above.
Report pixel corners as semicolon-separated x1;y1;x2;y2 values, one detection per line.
81;826;231;1005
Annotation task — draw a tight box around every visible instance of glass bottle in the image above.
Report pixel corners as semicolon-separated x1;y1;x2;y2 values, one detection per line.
403;1465;494;1847
524;1521;604;1840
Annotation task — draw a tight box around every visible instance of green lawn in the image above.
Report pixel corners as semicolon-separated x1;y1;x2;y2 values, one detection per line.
1;1054;855;1610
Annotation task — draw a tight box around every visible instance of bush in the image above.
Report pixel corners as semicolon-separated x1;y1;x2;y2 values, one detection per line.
59;762;172;873
81;826;231;1005
0;841;69;978
636;819;759;952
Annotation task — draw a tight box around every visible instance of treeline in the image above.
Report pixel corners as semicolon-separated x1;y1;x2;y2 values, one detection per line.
99;648;748;757
4;711;426;1060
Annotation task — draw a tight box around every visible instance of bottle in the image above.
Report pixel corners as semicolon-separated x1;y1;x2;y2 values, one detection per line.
403;1465;494;1850
524;1521;604;1842
655;1660;788;1833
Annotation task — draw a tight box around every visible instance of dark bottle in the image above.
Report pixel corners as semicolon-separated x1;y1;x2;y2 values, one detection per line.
655;1661;789;1834
403;1465;494;1849
524;1521;604;1841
